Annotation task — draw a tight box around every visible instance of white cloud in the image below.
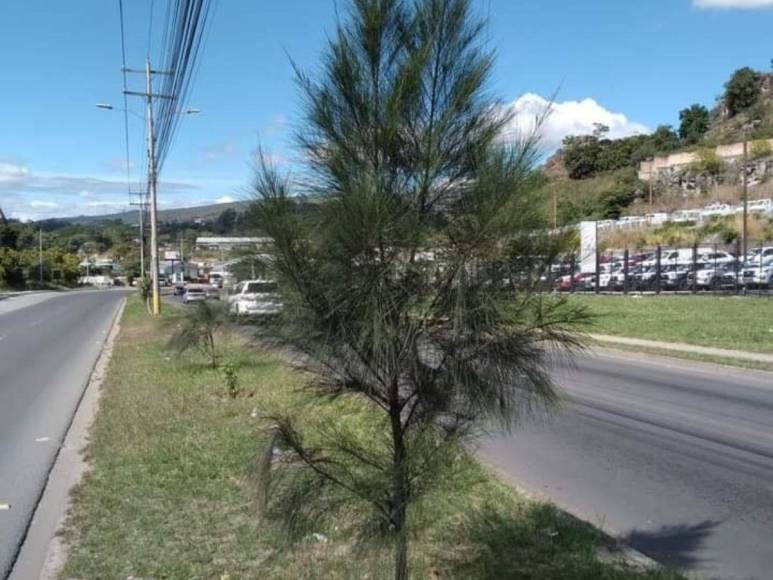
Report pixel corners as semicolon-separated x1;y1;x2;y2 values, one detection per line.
264;114;288;138
0;162;29;183
29;200;59;208
503;93;649;153
200;142;238;163
694;0;773;8
86;201;128;208
216;195;235;204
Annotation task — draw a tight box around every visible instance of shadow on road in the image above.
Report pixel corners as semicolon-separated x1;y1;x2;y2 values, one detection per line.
624;519;721;570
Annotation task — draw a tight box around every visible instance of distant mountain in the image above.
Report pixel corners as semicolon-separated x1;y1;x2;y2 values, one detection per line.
54;201;249;226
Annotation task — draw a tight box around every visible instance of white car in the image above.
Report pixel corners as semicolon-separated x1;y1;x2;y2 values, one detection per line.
690;262;738;289
669;209;702;223
228;280;282;315
183;286;208;304
742;258;773;289
701;202;734;218
745;246;773;266
748;198;773;214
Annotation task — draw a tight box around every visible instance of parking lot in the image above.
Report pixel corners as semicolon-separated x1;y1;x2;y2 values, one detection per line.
552;240;773;295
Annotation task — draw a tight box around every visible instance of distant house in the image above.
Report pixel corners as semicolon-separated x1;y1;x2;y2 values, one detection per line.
195;237;272;251
78;256;118;272
160;259;199;282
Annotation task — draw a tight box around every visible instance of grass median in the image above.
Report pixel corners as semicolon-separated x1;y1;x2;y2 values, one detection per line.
60;296;682;579
571;294;773;355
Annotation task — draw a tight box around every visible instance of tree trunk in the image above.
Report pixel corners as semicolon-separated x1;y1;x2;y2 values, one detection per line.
208;332;217;368
390;398;409;580
255;429;277;524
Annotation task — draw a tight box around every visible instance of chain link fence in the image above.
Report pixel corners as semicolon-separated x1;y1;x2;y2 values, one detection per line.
547;240;773;296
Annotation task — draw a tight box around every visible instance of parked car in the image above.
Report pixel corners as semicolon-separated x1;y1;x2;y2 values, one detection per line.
687;262;738;289
183;286;208;304
227;279;282;315
745;246;773;266
630;266;658;290
660;264;693;290
742;258;773;289
748;198;773;214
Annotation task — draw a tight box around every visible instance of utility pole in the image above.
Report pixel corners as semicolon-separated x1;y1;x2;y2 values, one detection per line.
648;157;655;207
742;136;749;263
145;59;161;315
129;191;147;278
124;60;174;315
741;120;761;264
179;233;186;283
39;229;43;285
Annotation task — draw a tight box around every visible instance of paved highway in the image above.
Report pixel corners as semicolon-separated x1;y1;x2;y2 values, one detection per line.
0;290;127;579
481;350;773;580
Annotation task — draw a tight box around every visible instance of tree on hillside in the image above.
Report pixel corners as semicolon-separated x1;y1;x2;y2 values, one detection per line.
679;104;710;145
213;208;237;234
650;124;680;152
725;67;762;116
562;133;603;179
251;1;585;578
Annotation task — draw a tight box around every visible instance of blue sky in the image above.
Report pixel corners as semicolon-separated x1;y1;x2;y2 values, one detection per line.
1;0;772;221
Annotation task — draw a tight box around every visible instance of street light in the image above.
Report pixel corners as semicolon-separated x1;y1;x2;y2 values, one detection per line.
96;104;200;117
96;100;200;314
741;119;761;263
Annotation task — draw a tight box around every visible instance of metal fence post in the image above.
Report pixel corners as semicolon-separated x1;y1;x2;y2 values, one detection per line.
623;248;629;294
655;246;662;295
691;243;698;294
735;238;741;295
759;242;764;296
569;253;575;293
594;248;600;294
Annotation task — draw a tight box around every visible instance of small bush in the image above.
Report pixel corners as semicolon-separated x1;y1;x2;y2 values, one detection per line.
691;148;724;176
750;139;772;160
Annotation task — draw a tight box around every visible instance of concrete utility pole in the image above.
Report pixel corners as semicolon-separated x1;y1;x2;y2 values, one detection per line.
38;229;43;285
129;192;147;278
648;157;655;207
123;60;174;315
741;120;761;263
145;59;161;315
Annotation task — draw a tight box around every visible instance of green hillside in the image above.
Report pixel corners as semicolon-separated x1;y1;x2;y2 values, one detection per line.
543;67;773;226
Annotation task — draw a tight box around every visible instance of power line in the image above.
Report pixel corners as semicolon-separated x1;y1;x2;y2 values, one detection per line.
147;0;155;59
120;0;216;314
118;0;132;194
153;0;215;170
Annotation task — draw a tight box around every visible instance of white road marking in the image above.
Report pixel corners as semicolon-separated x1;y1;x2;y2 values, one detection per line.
29;320;41;327
35;437;51;443
0;503;10;511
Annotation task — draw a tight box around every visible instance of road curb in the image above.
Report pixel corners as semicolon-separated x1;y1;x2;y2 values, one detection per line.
477;456;663;573
589;333;773;364
8;298;127;580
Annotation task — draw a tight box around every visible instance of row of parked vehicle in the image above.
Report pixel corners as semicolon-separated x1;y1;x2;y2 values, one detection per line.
555;246;773;292
180;278;283;315
597;199;773;231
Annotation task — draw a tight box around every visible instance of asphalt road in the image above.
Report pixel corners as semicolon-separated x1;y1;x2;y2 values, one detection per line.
481;350;773;580
0;289;127;579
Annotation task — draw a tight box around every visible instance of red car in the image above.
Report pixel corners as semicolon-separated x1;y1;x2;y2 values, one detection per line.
555;272;588;291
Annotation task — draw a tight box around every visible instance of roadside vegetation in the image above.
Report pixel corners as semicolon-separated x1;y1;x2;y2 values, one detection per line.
60;298;683;579
573;294;773;354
